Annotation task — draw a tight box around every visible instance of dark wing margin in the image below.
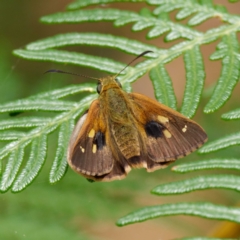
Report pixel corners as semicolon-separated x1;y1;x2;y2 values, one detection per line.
128;93;208;172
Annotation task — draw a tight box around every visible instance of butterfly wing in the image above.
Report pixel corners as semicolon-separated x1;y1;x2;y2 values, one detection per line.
128;93;208;172
68;93;207;181
67;100;128;181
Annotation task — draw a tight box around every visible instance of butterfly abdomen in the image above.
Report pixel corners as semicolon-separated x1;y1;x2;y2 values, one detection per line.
102;88;141;160
111;122;140;159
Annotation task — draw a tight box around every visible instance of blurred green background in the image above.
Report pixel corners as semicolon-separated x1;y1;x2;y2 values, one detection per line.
0;1;240;239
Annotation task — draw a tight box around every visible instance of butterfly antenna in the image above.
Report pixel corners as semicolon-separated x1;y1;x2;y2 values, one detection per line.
114;50;153;78
46;50;153;81
45;69;101;81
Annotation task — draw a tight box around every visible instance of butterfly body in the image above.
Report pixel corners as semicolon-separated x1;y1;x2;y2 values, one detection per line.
67;75;207;182
99;77;141;160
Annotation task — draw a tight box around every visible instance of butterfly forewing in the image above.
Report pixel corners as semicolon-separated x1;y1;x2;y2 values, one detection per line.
67;100;114;178
128;93;207;171
67;100;130;181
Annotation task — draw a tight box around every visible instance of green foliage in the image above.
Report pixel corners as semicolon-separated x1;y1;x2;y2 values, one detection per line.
181;46;205;116
151;175;240;194
0;86;97;192
221;108;240;120
204;34;239;113
1;0;240;238
116;202;240;226
172;158;240;172
149;63;177;109
67;0;145;10
198;132;240;153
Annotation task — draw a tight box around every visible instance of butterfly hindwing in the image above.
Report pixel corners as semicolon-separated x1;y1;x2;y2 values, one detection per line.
129;93;207;171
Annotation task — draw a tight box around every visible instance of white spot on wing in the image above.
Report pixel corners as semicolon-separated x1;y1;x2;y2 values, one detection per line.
88;129;95;138
80;146;85;153
158;115;169;124
92;144;97;153
163;129;172;138
182;125;187;132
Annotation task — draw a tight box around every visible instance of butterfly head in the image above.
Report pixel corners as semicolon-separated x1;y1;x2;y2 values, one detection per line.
96;76;122;94
96;51;154;95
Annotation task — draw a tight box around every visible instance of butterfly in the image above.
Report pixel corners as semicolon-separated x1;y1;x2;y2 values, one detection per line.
64;51;208;182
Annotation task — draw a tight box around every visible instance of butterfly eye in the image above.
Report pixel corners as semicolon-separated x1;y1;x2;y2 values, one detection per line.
115;78;122;88
96;82;102;94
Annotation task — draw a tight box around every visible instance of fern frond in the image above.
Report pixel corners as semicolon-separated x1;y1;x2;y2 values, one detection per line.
41;9;134;24
11;134;48;192
0;130;26;141
67;0;144;10
181;46;204;118
151;175;240;195
49;119;75;184
198;132;240;154
13;49;127;75
15;1;240;114
116;202;240;226
26;33;159;56
204;33;239;113
221;108;240;120
0;99;75;113
149;63;177;109
33;83;96;99
172;158;240;172
0;141;30;192
16;9;240;113
15;38;203;116
0;82;96;191
0;117;52;130
149;0;239;25
41;9;202;40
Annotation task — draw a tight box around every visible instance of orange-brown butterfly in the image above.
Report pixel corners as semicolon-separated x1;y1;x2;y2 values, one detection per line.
52;51;207;182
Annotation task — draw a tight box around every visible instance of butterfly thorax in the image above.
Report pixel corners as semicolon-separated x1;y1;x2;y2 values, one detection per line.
99;84;140;160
